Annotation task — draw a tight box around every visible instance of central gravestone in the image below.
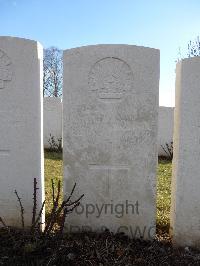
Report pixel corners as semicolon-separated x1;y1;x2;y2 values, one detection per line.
63;45;159;239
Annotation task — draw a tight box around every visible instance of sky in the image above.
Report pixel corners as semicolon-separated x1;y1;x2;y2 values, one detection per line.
1;0;200;107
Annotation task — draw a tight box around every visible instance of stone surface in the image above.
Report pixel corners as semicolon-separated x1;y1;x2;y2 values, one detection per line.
43;97;62;149
63;44;159;239
158;107;174;157
0;37;44;227
170;57;200;247
43;98;172;156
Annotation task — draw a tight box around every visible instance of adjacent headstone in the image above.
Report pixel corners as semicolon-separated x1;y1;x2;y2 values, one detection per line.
170;57;200;247
158;107;174;157
43;97;62;149
0;37;44;227
63;44;159;239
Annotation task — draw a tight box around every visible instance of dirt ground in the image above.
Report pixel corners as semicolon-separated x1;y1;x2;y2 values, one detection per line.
1;228;200;265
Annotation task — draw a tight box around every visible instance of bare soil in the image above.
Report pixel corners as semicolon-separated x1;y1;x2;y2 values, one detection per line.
0;228;200;265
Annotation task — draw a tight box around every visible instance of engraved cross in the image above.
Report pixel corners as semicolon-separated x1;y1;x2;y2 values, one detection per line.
89;164;130;196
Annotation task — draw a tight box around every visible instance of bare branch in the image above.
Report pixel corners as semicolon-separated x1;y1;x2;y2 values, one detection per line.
14;190;25;229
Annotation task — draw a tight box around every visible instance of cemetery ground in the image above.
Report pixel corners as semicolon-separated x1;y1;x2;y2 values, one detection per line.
0;152;200;265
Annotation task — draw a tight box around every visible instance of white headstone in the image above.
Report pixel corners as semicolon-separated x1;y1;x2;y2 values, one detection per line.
63;45;159;239
171;57;200;247
0;37;44;227
43;97;62;149
158;107;174;157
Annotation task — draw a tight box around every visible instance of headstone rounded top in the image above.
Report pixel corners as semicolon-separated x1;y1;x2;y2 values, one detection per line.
0;37;43;54
181;56;200;63
64;43;159;52
0;36;40;44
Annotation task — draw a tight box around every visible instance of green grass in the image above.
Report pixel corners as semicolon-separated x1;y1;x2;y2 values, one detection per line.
156;158;172;231
44;151;63;216
44;151;172;232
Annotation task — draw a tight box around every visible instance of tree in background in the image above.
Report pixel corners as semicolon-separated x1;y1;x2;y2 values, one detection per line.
187;36;200;57
43;47;63;97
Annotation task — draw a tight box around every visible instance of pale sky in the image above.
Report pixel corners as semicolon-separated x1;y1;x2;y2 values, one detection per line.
1;0;200;107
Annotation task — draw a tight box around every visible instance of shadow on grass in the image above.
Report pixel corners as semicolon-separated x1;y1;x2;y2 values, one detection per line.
44;150;63;160
158;156;172;164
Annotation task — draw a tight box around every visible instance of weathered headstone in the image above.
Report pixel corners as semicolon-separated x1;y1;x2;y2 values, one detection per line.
170;57;200;247
0;37;44;227
63;45;159;239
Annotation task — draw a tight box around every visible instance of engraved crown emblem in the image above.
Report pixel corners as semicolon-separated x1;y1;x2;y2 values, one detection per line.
0;49;12;89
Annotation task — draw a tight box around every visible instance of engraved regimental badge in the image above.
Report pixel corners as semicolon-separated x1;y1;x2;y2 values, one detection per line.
0;49;12;89
89;57;133;101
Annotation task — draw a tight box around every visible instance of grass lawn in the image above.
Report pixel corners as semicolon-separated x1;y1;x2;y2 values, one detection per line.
156;158;172;231
44;151;63;216
44;151;172;232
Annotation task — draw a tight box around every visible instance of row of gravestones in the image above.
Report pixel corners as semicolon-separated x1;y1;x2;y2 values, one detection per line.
0;36;199;247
